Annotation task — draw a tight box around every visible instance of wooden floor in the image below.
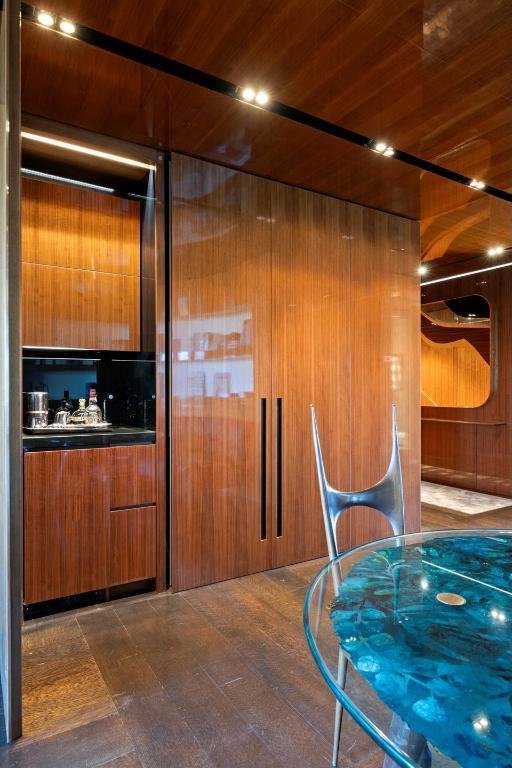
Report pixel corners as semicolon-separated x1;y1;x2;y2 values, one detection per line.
0;559;386;768
1;502;510;768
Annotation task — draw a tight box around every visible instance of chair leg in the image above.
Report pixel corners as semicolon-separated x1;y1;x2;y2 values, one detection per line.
331;648;348;767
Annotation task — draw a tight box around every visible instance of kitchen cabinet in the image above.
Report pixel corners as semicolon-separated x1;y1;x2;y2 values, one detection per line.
24;448;110;603
21;177;141;350
23;444;157;604
171;154;420;591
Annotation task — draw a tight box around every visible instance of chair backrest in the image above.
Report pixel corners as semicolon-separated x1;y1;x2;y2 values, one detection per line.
310;404;405;560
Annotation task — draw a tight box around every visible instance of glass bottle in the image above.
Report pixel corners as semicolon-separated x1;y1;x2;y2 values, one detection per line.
62;390;74;414
70;398;88;424
85;388;103;424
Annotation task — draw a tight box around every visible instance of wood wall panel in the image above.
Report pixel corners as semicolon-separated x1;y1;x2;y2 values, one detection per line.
476;425;512;498
421;335;490;408
421;270;512;499
171;154;421;589
348;207;420;545
22;263;140;350
110;445;156;509
109;505;156;586
171;154;273;591
421;420;477;490
271;185;351;567
24;449;110;603
22;177;140;274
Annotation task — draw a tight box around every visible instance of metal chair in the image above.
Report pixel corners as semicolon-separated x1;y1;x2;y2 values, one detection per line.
310;404;420;768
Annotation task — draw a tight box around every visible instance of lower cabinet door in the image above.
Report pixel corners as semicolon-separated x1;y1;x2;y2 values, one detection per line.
24;449;110;603
109;505;156;586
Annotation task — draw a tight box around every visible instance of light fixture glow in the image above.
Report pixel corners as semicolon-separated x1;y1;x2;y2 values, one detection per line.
241;87;256;102
418;265;428;276
469;179;486;190
59;19;76;34
420;577;429;590
372;141;395;157
255;90;269;106
37;10;55;27
420;260;512;286
21;131;156;170
487;245;505;257
21;167;114;193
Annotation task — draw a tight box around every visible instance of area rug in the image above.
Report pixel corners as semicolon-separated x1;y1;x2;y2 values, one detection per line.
421;481;512;515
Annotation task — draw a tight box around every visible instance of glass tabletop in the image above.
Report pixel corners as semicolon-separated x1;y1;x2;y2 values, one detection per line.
303;529;512;768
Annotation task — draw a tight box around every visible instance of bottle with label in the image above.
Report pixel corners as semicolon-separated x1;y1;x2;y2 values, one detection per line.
85;388;103;424
70;398;88;424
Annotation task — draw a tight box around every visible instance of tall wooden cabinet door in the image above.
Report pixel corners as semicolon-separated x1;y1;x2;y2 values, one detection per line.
24;449;110;603
347;208;420;546
271;185;351;568
171;155;272;591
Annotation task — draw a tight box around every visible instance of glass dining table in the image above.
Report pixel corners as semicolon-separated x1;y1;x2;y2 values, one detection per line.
303;529;512;768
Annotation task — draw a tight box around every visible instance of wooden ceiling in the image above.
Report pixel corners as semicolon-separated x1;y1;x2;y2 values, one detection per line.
19;0;512;267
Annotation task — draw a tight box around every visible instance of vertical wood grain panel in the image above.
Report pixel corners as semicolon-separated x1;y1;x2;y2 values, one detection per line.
22;177;140;274
21;177;141;350
271;184;351;566
24;449;110;603
421;420;476;490
22;263;140;350
171;154;273;591
110;445;156;509
348;207;420;544
109;505;156;586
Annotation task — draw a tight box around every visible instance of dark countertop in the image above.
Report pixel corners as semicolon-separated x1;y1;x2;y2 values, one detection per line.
23;426;156;452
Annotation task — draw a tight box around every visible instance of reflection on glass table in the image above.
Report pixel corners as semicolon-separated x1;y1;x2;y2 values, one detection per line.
304;530;512;768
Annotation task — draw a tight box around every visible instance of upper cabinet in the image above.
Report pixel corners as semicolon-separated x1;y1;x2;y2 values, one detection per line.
22;177;141;350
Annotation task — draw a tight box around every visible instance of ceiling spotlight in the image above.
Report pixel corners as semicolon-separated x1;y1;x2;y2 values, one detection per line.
241;87;256;102
372;141;394;157
469;179;486;190
418;265;428;276
487;245;505;257
59;19;76;34
37;10;55;27
255;90;269;106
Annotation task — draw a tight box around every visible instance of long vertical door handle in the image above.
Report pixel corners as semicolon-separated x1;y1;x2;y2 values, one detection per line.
260;398;267;540
276;397;283;537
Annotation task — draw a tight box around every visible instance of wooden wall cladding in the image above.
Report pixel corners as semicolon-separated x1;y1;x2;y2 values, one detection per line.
171;153;420;590
421;269;512;498
21;177;141;350
347;206;420;546
421;334;490;408
22;263;140;350
24;449;110;603
109;506;156;586
171;155;273;591
110;445;156;509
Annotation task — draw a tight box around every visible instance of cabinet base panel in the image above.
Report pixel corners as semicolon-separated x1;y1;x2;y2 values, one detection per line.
23;578;155;621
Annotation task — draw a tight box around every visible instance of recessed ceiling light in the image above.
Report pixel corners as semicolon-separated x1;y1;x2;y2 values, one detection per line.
255;90;269;106
241;87;255;102
372;141;394;157
59;19;76;34
418;265;428;276
37;10;55;27
487;245;504;257
421;260;512;286
21;131;156;170
469;179;486;190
